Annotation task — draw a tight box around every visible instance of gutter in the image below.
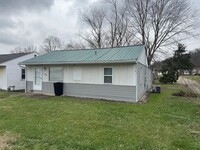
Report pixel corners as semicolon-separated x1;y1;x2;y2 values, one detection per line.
19;60;137;65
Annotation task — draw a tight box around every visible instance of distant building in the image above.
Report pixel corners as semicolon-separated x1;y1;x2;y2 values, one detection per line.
183;70;190;75
192;68;200;75
0;53;37;90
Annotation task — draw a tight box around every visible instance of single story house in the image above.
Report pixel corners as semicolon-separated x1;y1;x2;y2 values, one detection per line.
20;45;152;102
0;53;37;90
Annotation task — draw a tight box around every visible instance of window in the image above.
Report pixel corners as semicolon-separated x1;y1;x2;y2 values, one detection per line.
21;69;25;80
104;68;112;83
49;67;63;81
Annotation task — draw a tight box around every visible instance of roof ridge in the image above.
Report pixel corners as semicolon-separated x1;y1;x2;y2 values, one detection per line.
50;44;145;52
0;53;32;56
0;53;33;64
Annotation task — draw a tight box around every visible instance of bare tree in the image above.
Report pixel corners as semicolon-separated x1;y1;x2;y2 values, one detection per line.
64;40;86;50
79;8;106;48
79;0;197;65
106;0;135;47
41;35;63;53
10;45;38;54
80;1;135;48
127;0;196;65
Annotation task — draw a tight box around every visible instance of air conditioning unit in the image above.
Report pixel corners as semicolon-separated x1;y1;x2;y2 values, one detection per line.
152;85;161;93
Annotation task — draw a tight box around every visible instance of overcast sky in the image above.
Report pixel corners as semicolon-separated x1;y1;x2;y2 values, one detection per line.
0;0;200;54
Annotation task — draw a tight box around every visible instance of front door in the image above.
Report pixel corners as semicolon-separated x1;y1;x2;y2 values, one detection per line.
33;67;42;91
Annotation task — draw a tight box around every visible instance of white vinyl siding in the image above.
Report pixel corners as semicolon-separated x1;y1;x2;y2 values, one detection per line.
27;64;137;86
73;67;81;81
137;47;148;66
140;67;143;84
136;63;152;101
63;64;136;86
0;67;7;90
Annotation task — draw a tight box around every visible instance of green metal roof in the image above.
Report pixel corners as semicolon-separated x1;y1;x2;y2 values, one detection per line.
20;45;145;65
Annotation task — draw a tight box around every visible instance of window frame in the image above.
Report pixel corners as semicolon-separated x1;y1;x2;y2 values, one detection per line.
21;68;26;80
103;67;113;84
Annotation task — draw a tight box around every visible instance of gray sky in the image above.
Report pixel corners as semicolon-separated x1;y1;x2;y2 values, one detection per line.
0;0;200;54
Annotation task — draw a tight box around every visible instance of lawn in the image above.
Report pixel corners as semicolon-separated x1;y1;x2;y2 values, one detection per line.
0;84;200;150
186;75;200;83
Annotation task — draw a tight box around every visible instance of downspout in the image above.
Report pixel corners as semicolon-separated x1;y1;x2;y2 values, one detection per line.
135;58;138;102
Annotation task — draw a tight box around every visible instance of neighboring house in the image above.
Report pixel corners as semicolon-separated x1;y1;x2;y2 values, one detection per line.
20;45;152;102
183;70;190;75
0;53;37;90
192;68;200;75
197;68;200;75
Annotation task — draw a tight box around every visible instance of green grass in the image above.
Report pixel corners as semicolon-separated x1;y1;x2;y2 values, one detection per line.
0;84;200;150
186;75;200;82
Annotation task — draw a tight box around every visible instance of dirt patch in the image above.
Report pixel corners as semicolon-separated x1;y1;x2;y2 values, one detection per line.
23;93;52;99
172;91;197;98
191;131;200;137
0;132;17;150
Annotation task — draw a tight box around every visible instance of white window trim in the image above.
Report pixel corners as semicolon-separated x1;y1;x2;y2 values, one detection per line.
103;67;113;84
